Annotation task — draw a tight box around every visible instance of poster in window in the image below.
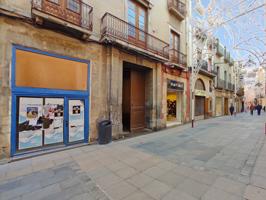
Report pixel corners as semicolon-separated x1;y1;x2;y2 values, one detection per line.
18;97;43;150
43;98;64;145
69;100;84;142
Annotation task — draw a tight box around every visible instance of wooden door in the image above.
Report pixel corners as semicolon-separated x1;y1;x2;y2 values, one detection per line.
128;0;147;47
170;30;180;62
224;98;228;115
130;70;145;131
204;97;209;118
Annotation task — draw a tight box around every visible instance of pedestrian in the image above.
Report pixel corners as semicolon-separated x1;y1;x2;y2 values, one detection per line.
229;104;234;116
250;104;254;115
257;104;262;115
263;106;265;112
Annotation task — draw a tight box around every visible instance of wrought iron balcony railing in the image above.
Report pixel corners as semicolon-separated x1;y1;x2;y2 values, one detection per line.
169;49;187;66
32;0;93;31
101;13;169;59
198;60;217;76
216;42;224;57
229;57;234;66
216;78;224;89
227;83;235;91
167;0;186;20
224;50;230;63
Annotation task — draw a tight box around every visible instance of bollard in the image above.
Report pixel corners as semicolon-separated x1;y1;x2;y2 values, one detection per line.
265;123;266;135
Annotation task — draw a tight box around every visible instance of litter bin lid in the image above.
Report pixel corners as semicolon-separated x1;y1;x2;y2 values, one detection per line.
99;120;111;126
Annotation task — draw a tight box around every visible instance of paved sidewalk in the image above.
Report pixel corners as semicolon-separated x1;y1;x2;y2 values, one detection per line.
0;113;266;200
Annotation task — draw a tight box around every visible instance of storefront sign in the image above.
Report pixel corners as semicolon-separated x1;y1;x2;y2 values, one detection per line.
195;89;206;97
167;80;184;91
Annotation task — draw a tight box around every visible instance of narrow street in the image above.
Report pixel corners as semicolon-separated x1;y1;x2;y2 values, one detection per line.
0;113;266;200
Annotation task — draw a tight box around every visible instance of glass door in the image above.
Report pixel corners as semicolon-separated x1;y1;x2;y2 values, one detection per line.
17;97;64;151
67;99;85;143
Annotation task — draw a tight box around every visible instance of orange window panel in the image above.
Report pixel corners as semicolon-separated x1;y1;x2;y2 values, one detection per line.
15;50;88;91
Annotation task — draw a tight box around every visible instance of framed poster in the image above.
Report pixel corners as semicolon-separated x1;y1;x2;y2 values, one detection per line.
18;97;43;150
43;98;64;145
68;100;85;142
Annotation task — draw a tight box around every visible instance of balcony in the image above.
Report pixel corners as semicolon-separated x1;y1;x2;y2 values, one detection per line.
227;83;235;91
168;0;186;20
169;49;187;67
224;50;230;63
216;78;224;89
229;57;234;66
216;42;224;57
32;0;93;36
101;13;169;59
198;60;217;77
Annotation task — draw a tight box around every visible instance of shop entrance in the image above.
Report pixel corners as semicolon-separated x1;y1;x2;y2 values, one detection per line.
224;98;229;115
195;96;205;118
11;45;90;156
16;97;86;152
122;63;146;132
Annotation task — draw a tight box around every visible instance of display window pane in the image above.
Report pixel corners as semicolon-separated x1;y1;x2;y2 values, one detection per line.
17;97;43;150
68;100;85;142
43;98;64;145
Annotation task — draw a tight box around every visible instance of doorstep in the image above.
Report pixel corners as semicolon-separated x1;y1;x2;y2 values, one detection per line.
166;121;182;128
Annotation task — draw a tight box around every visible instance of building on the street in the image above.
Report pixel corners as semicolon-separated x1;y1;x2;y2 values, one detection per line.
161;0;190;127
235;62;245;112
213;40;236;116
0;0;190;159
191;30;217;120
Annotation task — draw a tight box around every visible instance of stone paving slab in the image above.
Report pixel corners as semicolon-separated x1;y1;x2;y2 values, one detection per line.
0;113;266;200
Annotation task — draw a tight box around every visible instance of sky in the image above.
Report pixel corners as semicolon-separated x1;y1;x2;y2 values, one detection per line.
191;0;265;66
191;0;266;94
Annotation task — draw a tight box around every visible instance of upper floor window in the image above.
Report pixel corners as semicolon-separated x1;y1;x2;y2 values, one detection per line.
128;0;147;41
48;0;59;4
170;30;180;50
209;80;212;92
67;0;80;13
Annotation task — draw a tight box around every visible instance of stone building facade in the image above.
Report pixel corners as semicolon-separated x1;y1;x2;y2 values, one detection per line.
0;0;189;159
214;40;236;116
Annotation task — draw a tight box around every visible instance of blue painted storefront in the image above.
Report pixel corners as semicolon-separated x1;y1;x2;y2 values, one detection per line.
11;45;90;156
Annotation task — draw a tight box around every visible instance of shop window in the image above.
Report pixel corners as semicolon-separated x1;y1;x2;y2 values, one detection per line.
15;49;88;91
67;0;80;13
17;97;64;150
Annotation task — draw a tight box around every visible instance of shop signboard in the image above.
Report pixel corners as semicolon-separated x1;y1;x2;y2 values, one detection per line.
167;80;184;91
195;89;206;97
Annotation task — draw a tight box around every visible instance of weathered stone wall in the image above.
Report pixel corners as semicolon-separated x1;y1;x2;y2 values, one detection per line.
0;17;109;158
0;15;165;159
107;47;164;136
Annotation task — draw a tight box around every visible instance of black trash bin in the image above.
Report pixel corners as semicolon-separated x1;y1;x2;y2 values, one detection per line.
98;120;112;144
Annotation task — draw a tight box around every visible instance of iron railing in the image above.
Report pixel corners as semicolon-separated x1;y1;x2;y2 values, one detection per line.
169;49;187;66
216;78;224;89
199;60;217;75
32;0;93;31
101;13;169;59
167;0;186;17
224;49;230;63
229;57;234;66
228;83;235;91
216;42;224;57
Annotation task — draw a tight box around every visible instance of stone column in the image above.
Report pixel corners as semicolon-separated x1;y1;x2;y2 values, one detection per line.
106;47;123;138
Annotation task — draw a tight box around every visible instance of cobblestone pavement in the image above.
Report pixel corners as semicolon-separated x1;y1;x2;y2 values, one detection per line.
0;113;266;200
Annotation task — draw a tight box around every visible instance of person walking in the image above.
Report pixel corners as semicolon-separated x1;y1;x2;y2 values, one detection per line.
263;106;265;112
229;104;235;116
257;104;262;115
250;104;254;115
